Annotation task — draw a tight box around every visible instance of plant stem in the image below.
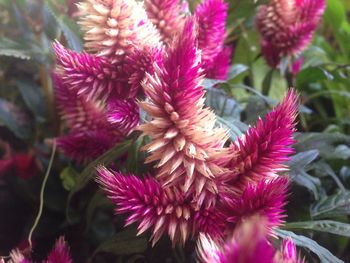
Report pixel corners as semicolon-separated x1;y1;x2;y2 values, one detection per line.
27;140;57;249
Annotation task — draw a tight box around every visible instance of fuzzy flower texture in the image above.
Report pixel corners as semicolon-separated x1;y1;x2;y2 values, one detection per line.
53;0;232;162
2;237;72;263
256;0;326;68
52;0;307;261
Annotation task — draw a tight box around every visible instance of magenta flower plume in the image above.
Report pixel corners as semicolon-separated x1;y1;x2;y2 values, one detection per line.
46;237;72;263
53;42;127;100
77;0;160;64
195;0;231;79
96;167;226;245
54;75;139;162
206;46;233;80
223;177;289;234
144;0;185;43
139;18;229;207
96;167;193;245
196;216;275;263
274;238;305;263
256;0;326;67
7;237;72;263
223;89;298;195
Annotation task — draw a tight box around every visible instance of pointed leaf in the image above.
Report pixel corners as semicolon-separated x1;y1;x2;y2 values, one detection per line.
275;229;344;263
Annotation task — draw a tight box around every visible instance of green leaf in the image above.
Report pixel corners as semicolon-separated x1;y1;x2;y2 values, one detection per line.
228;64;249;80
261;69;274;96
0;38;32;60
274;229;344;263
70;139;132;195
60;167;78;191
311;190;350;219
16;79;48;122
91;228;147;259
46;1;83;52
0;98;31;139
285;220;350;238
66;140;132;219
296;67;334;87
216;116;247;141
288;150;319;169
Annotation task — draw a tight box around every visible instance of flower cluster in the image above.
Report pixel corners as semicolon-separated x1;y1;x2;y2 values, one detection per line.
53;0;232;162
54;0;301;257
97;14;298;248
256;0;326;68
3;237;72;263
197;216;304;263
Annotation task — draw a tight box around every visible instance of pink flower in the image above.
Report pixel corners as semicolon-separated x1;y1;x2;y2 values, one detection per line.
96;167;225;245
139;18;229;208
256;0;326;67
6;237;72;263
196;216;275;263
45;237;72;263
53;42;126;100
223;177;289;234
274;238;305;263
53;75;139;163
222;89;298;195
77;0;160;64
195;0;231;79
144;0;185;43
205;46;233;80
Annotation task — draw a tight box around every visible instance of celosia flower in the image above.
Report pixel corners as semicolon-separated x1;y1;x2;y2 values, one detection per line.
256;0;326;67
138;19;229;207
53;42;126;100
222;89;298;195
274;238;304;263
96;167;224;245
77;0;160;64
205;46;232;80
144;0;185;43
223;177;289;234
96;167;192;245
195;0;231;79
6;237;72;263
196;216;275;263
46;237;72;263
53;75;139;163
197;216;304;263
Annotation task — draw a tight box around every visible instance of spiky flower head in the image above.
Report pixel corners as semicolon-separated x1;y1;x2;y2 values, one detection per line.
144;0;185;43
77;0;160;64
53;42;128;100
196;216;275;263
7;237;72;263
139;18;229;208
256;0;326;67
53;74;139;162
96;167;225;245
223;89;298;195
223;177;289;234
45;237;72;263
195;0;231;79
274;238;305;263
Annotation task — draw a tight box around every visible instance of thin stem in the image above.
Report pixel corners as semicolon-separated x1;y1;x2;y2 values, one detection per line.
27;140;57;249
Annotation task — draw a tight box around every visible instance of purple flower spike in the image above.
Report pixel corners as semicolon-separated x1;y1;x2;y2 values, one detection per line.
53;42;128;100
256;0;326;67
223;89;298;195
96;167;194;246
195;0;230;79
223;177;289;234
